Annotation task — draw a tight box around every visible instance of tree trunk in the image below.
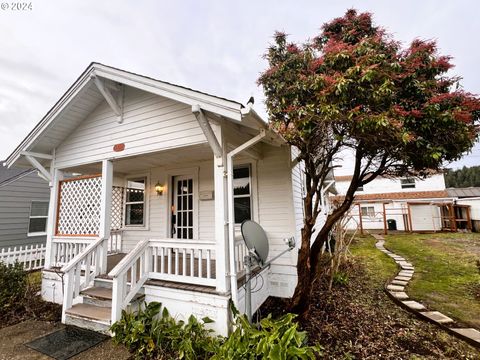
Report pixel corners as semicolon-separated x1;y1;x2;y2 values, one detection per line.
288;225;313;314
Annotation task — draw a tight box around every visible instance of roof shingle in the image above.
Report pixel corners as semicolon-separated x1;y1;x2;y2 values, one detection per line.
331;190;450;202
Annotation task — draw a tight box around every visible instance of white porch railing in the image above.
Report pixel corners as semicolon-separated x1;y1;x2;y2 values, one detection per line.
148;239;216;286
61;237;106;323
0;244;46;271
109;239;217;322
234;239;248;275
52;231;121;267
51;237;93;267
108;230;123;254
109;239;150;322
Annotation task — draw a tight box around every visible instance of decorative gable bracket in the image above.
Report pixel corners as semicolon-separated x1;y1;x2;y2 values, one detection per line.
92;75;124;123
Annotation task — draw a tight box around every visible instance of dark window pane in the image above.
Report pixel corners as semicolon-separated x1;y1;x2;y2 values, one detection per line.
126;203;144;225
177;181;182;194
126;179;145;202
183;196;187;210
188;179;192;193
182;212;187;227
188;228;193;239
178;212;182;226
233;167;249;179
177;231;181;239
178;196;182;210
30;202;49;216
188;212;193;227
182;180;188;194
29;218;47;233
233;167;250;196
188;195;193;209
183;228;187;239
234;197;251;223
126;188;144;202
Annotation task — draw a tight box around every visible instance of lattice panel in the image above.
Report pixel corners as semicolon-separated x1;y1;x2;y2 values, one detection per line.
111;186;125;230
56;175;102;236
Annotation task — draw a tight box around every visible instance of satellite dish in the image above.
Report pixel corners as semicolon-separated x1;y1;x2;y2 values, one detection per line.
241;220;269;264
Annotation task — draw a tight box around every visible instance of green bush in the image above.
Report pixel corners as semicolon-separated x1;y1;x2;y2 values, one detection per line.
111;301;220;359
111;301;322;360
0;261;27;313
212;304;322;360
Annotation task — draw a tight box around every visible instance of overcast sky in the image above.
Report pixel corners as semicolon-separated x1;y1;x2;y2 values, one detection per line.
0;0;479;171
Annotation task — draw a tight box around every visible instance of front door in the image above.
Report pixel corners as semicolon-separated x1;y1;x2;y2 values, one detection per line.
171;175;194;239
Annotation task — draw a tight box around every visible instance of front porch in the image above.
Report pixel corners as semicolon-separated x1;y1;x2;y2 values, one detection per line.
42;141;265;335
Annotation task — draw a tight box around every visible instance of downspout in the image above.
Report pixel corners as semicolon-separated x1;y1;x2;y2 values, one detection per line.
227;129;266;307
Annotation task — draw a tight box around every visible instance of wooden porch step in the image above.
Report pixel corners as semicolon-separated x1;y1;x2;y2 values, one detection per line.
81;285;145;303
81;286;112;300
65;303;111;323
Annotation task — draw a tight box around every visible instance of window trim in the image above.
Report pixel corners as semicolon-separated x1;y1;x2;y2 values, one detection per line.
360;206;375;217
123;174;150;230
233;164;253;225
27;200;49;237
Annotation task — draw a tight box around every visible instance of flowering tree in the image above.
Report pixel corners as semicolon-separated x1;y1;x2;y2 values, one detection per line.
258;9;480;313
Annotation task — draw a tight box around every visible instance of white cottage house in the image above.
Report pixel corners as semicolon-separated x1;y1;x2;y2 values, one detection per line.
5;63;328;335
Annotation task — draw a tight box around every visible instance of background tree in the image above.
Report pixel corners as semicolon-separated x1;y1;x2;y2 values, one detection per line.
258;9;480;313
445;166;480;187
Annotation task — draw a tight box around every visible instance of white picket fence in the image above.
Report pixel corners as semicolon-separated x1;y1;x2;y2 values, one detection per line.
0;243;46;271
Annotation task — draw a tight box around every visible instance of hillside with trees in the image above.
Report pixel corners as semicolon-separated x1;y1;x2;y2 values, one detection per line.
445;166;480;188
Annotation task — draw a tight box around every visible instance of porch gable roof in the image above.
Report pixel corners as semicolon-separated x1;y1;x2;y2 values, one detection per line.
5;62;272;169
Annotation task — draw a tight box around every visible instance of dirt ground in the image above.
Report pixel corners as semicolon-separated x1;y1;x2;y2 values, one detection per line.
433;233;480;257
260;253;480;359
0;320;131;360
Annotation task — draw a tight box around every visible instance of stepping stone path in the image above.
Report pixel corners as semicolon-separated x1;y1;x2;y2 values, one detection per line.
371;233;480;348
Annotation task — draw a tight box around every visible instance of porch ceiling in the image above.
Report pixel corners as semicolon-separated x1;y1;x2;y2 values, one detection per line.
63;143;214;174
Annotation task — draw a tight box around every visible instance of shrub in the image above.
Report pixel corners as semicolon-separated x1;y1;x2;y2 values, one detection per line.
211;305;322;360
111;301;220;359
0;261;27;313
111;301;322;360
332;271;349;287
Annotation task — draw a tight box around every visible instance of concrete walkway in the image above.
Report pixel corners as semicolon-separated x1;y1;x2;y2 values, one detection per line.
0;320;131;360
372;233;480;348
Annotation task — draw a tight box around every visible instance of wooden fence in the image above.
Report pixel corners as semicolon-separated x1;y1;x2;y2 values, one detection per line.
0;244;46;271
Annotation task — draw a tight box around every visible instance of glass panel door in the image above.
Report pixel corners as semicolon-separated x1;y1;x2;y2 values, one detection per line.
172;176;194;239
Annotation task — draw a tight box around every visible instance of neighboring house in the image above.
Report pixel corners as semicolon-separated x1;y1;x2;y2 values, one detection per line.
4;63;329;335
447;187;480;232
333;173;471;232
0;162;49;249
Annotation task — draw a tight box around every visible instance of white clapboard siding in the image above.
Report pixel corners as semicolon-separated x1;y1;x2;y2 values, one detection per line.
291;147;305;243
55;87;208;169
0;243;46;271
257;145;297;263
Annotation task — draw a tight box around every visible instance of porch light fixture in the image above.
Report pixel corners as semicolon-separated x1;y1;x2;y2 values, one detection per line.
155;182;164;196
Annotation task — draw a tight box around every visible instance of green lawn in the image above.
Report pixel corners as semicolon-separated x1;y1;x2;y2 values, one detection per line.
384;232;480;328
349;234;397;284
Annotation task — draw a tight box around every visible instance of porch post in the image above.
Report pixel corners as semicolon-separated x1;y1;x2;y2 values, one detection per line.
214;143;229;293
99;159;113;273
44;168;63;269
